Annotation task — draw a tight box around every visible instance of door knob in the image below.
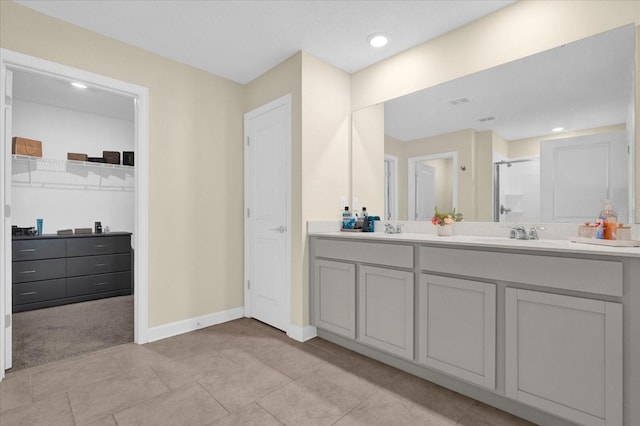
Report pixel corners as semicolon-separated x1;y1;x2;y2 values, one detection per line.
270;226;286;233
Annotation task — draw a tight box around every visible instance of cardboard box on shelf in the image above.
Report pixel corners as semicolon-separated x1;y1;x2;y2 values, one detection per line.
67;153;88;161
12;137;42;157
103;151;121;165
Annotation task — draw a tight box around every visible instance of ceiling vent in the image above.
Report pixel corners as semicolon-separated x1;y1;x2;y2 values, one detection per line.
478;116;496;122
448;96;470;106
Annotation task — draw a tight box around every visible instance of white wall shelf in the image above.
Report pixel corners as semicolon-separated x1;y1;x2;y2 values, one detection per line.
12;155;134;191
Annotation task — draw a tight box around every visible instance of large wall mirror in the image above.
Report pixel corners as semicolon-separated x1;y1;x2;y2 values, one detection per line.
354;24;635;224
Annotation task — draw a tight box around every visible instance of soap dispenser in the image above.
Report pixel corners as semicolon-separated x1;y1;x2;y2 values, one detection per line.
598;199;618;240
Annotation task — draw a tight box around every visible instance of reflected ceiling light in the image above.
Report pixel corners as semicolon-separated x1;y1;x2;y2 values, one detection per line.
71;82;88;89
368;33;388;48
552;127;564;132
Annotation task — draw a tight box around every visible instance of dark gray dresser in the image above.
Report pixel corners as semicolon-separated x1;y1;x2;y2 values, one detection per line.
12;232;132;312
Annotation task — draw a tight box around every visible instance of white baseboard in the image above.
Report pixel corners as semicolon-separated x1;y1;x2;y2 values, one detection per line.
287;324;317;342
147;306;244;343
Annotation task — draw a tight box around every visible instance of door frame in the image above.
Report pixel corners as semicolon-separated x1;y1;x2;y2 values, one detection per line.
384;154;398;220
0;49;150;380
243;94;291;333
408;152;458;221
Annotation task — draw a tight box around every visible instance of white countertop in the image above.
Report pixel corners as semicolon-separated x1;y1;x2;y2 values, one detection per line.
309;231;640;258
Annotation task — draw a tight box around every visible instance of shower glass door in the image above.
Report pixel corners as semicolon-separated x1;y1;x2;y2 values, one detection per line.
494;159;540;223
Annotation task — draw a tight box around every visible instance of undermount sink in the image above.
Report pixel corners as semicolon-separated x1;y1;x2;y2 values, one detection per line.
466;237;568;247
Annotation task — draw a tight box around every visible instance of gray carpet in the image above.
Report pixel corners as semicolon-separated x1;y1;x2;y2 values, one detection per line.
10;295;134;372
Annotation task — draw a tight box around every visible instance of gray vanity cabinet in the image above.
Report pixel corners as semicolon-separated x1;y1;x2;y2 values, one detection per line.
314;259;356;338
418;274;496;389
358;265;414;359
505;288;622;426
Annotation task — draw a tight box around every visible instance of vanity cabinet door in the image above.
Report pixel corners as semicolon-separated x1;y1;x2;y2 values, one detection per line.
358;265;414;359
314;260;356;339
418;274;496;389
505;288;622;426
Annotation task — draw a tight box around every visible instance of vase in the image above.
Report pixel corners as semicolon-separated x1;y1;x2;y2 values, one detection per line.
436;224;453;236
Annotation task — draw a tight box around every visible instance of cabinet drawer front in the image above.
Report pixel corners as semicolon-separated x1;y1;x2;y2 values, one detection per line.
67;254;131;277
13;239;66;261
67;235;131;257
12;258;67;283
315;239;413;269
67;272;131;297
420;247;622;296
12;279;67;305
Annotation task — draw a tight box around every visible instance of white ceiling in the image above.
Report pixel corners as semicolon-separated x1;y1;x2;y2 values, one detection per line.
15;0;515;84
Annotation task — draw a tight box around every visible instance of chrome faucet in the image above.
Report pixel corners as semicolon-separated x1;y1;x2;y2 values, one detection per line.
528;225;544;240
510;226;528;240
509;225;544;240
384;223;403;234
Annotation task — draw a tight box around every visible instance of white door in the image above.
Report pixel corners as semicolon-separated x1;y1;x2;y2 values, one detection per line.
540;132;628;223
415;162;436;221
244;95;290;332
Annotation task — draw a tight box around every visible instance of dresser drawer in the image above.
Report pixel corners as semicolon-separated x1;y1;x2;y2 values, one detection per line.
315;239;414;269
13;279;67;306
67;253;131;277
12;258;67;283
13;239;66;261
67;235;131;257
67;272;131;297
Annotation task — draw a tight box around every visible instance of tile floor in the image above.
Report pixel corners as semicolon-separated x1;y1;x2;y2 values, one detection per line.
0;318;534;426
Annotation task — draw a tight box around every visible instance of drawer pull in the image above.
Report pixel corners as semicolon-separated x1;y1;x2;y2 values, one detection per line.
95;263;108;267
19;248;36;252
93;282;108;286
19;291;36;296
94;244;107;248
20;270;36;274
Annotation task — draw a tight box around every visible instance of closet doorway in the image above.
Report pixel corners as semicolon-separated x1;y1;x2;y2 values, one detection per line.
0;50;149;378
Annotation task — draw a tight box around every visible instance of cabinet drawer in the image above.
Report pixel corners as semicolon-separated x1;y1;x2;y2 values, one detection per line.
67;271;131;297
67;253;131;277
12;258;67;283
13;239;66;261
67;235;131;257
13;279;67;305
315;239;413;269
420;247;622;297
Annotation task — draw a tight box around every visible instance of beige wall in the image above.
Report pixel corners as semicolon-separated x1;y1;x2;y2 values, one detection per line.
246;51;350;327
300;52;351;326
1;1;246;327
352;104;384;215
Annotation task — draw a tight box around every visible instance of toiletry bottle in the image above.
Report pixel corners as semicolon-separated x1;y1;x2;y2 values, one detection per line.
595;220;604;239
362;207;370;232
342;206;351;229
599;199;618;240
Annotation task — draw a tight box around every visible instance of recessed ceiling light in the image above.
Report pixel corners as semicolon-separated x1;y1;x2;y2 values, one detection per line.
71;82;88;89
552;127;564;132
368;33;388;48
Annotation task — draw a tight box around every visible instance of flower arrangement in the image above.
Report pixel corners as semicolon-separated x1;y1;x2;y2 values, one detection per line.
432;207;463;226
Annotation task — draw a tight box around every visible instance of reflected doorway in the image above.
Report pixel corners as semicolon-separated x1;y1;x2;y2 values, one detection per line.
408;152;457;221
